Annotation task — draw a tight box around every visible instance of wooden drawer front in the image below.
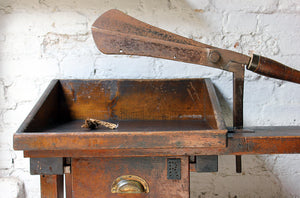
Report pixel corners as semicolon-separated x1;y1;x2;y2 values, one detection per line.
72;157;189;198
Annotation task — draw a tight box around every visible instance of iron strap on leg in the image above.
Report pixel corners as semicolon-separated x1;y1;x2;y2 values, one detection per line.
232;63;245;173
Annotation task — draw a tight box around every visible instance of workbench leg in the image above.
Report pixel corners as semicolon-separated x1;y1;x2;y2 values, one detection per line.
40;175;63;198
65;173;72;198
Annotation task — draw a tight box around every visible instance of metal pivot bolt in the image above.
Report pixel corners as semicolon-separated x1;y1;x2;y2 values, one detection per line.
208;51;221;63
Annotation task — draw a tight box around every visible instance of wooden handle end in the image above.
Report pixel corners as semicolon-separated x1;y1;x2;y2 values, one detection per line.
247;54;300;84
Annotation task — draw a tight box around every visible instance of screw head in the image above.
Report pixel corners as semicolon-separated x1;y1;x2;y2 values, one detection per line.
209;51;220;63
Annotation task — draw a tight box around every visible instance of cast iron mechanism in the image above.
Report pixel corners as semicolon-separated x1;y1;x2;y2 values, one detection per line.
91;9;300;173
91;9;300;84
111;175;149;193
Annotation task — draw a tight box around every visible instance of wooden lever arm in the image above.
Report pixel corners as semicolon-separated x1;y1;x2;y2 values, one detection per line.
247;54;300;84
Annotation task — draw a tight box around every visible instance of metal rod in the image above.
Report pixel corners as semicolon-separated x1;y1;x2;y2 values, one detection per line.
232;66;245;173
236;155;242;173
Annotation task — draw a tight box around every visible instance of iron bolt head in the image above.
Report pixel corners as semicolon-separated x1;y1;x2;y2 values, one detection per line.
209;51;220;63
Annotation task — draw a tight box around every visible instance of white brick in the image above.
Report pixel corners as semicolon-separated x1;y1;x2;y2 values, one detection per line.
0;1;300;198
0;81;5;107
258;14;300;36
13;152;29;170
3;78;37;103
94;56;156;79
275;55;300;71
278;33;300;55
0;0;12;7
0;13;47;35
0;34;41;60
0;34;5;42
190;172;216;197
271;155;300;176
0;12;87;35
3;102;35;132
0;177;25;198
49;12;88;34
240;34;280;57
60;56;94;78
185;0;210;10
10;170;40;198
191;155;286;197
40;33;92;57
224;13;257;34
261;104;300;125
272;80;300;103
142;1;175;12
213;175;283;197
0;144;13;169
105;0;142;10
193;12;224;35
279;174;300;196
157;59;224;79
244;79;275;105
0;59;59;78
278;0;300;13
211;74;234;103
212;0;279;13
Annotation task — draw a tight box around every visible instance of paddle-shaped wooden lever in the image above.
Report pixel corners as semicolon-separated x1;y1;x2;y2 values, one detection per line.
92;9;300;84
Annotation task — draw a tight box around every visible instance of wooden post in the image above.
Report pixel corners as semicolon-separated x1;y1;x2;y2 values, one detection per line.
40;175;63;198
65;173;72;198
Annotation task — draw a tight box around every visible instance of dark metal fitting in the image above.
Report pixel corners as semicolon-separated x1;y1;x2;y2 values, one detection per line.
208;51;221;63
227;127;255;133
247;54;260;71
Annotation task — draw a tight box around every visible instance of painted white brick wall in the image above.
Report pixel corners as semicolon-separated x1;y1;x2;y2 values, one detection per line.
0;0;299;197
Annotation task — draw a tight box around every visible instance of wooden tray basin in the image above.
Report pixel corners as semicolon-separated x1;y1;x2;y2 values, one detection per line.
14;79;227;151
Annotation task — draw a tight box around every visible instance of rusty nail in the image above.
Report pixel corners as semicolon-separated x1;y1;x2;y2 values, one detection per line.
209;51;220;63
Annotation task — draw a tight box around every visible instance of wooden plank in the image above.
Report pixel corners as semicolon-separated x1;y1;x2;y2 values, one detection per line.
71;157;189;197
204;79;226;130
40;175;63;198
15;80;71;133
24;127;300;158
24;120;213;133
14;128;227;151
65;173;72;198
60;79;209;121
14;79;227;151
15;80;58;134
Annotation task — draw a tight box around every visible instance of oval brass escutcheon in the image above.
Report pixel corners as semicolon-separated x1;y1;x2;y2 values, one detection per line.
111;175;149;193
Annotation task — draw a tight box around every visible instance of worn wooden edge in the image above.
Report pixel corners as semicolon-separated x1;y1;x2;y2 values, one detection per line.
13;78;221;150
13;80;61;151
40;175;63;198
24;136;300;158
14;79;59;144
204;79;226;130
23;127;300;158
65;173;72;198
60;78;210;83
14;129;227;151
15;80;59;134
